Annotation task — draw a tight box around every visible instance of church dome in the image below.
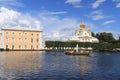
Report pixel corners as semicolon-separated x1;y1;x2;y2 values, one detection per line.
80;19;86;28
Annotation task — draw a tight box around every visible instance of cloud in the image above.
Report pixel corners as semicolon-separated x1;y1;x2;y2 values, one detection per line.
65;0;82;8
0;7;42;30
103;20;116;25
0;0;23;7
88;10;106;20
112;0;120;8
46;11;67;15
43;31;68;41
116;3;120;8
92;0;106;8
38;12;80;41
112;0;120;2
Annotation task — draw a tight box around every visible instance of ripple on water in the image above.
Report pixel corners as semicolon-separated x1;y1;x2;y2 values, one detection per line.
0;51;120;80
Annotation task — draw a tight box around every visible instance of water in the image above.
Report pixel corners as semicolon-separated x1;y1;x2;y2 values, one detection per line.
0;51;120;80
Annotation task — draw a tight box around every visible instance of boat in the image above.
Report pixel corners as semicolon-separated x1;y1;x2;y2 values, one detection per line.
65;44;92;55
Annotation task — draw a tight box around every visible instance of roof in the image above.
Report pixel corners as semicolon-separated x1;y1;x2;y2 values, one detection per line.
1;27;42;32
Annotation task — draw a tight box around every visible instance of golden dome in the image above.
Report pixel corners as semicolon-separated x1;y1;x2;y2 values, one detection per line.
80;18;86;28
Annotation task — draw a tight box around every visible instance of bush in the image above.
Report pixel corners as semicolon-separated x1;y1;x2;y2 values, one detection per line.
6;48;9;51
0;48;4;51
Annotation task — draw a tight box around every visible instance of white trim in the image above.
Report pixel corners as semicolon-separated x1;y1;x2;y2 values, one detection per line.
1;27;42;32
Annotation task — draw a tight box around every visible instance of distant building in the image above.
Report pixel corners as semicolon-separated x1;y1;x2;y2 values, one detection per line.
68;19;99;43
0;32;2;48
0;27;42;50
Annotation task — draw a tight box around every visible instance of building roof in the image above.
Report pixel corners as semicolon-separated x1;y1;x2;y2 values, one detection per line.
1;27;42;32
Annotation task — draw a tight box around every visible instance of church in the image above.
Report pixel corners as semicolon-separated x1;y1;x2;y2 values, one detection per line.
68;19;99;43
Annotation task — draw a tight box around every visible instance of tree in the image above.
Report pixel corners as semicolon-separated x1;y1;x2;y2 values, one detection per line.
118;36;120;40
95;32;115;42
92;32;95;37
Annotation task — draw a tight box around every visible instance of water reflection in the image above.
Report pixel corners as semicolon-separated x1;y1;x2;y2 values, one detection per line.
73;56;93;79
0;51;42;80
0;51;120;80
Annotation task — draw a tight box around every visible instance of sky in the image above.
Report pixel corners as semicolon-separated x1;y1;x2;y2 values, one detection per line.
0;0;120;40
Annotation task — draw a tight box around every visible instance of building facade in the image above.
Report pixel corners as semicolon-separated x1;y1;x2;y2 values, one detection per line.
68;19;99;43
0;28;42;50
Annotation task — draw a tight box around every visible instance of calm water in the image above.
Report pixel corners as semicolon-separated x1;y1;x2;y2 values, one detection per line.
0;51;120;80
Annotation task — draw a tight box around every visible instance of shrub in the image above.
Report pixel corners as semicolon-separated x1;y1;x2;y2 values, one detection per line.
0;48;4;51
6;48;9;51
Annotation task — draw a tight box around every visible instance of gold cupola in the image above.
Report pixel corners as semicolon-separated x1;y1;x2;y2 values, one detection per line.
75;26;79;35
87;25;91;36
80;18;86;29
87;25;91;32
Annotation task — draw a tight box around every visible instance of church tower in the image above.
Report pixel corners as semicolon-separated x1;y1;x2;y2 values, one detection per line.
87;25;91;36
80;18;86;32
75;26;79;36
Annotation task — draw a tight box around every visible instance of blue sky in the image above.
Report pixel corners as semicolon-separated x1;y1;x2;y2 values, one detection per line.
0;0;120;40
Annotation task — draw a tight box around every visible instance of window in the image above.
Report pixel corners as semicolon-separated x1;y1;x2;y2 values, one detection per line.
37;34;39;36
31;45;33;49
19;45;21;49
36;45;39;49
25;38;27;42
36;39;39;43
12;45;14;49
19;38;22;42
31;33;33;36
12;38;15;42
6;45;8;48
6;32;8;36
19;33;22;36
25;33;27;36
31;38;33;43
25;45;27;49
12;32;14;36
6;37;8;42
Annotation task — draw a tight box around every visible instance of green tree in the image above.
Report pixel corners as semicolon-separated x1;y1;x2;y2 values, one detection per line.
95;32;115;42
118;36;120;40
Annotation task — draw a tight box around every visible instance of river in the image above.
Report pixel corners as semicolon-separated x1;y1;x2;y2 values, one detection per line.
0;51;120;80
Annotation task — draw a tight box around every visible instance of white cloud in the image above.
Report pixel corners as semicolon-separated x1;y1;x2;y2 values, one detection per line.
112;0;120;2
46;11;67;15
43;31;68;41
65;0;81;3
103;20;116;25
0;0;23;7
38;12;80;41
112;0;120;8
65;0;82;8
89;10;106;20
116;3;120;8
92;15;105;20
0;7;42;29
92;0;106;8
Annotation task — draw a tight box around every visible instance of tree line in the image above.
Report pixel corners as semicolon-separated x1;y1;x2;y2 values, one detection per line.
45;32;120;51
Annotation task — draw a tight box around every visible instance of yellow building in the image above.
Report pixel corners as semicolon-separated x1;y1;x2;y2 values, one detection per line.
0;28;42;50
0;32;2;48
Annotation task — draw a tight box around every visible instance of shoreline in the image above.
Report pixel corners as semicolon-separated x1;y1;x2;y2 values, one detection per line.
0;49;120;53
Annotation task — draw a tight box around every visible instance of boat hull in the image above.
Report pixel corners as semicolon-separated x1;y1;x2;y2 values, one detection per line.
65;49;92;55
